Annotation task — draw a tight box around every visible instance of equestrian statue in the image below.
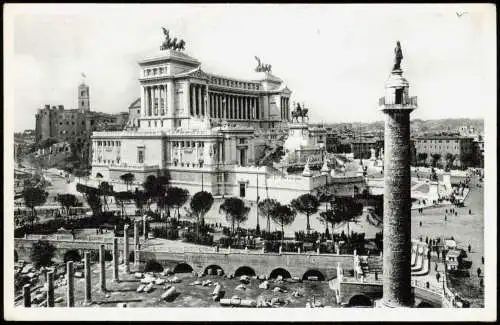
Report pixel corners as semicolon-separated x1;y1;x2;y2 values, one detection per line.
291;102;309;123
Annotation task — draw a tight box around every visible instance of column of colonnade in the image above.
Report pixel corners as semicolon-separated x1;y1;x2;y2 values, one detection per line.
189;84;210;118
142;84;170;117
200;92;260;121
279;97;290;121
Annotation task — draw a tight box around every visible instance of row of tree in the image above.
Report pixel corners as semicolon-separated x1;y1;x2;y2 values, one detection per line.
416;152;461;170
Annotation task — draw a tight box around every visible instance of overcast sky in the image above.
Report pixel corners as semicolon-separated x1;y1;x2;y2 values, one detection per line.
5;3;496;132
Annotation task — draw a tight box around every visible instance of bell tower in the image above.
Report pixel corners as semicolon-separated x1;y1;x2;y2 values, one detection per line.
78;82;90;113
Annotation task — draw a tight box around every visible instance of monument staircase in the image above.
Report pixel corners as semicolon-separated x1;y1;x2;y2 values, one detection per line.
366;255;383;275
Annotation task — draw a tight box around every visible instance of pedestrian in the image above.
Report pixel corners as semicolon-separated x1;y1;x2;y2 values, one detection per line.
435;262;438;272
445;215;447;221
445;209;448;214
480;278;484;287
477;267;481;277
419;221;422;227
436;272;441;282
481;256;484;264
468;244;471;253
455;212;458;216
469;209;471;215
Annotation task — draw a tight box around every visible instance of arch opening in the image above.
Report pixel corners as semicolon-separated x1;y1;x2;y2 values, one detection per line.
64;250;82;263
302;269;325;281
348;294;373;307
234;266;256;277
204;265;224;276
417;301;434;308
269;268;291;279
144;259;164;273
173;263;194;274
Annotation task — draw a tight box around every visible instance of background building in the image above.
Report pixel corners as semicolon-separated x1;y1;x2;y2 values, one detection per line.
413;135;475;168
34;82;129;166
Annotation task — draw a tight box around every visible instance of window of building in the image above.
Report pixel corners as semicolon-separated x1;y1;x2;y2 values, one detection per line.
239;183;246;198
137;109;140;114
137;147;145;163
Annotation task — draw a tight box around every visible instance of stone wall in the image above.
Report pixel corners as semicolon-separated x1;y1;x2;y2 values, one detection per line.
138;250;355;279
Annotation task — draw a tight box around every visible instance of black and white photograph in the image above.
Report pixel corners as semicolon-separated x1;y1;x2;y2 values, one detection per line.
3;3;496;321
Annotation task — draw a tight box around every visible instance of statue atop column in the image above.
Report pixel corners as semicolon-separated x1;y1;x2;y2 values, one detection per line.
393;41;403;71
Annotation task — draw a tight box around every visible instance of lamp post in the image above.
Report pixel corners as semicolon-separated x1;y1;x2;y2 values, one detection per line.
199;158;204;192
256;172;260;230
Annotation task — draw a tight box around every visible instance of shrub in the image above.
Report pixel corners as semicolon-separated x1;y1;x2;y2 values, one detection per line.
182;231;213;246
264;241;301;253
144;259;164;272
294;231;320;243
31;240;56;268
260;230;283;241
88;249;112;262
152;226;179;240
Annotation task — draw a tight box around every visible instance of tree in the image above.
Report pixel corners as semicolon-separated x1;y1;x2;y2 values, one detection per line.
85;191;102;216
219;197;250;242
270;203;296;246
417;152;428;165
77;184;102;216
143;175;158;211
133;189;148;216
258;198;279;233
98;182;113;211
445;153;456;171
333;197;363;240
318;209;334;234
31;240;56;268
155;174;170;214
315;188;333;211
74;169;90;184
23;187;49;226
290;194;320;234
120;173;135;191
56;194;79;217
431;153;442;168
190;191;214;240
166;187;189;221
114;191;135;218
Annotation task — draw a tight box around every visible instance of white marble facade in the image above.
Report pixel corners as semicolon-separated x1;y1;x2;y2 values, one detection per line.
91;47;292;193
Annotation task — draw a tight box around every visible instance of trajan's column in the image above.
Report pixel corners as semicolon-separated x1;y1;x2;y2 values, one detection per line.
379;41;417;307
